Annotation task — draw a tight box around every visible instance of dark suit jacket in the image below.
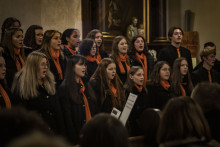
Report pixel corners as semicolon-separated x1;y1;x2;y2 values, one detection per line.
158;45;193;73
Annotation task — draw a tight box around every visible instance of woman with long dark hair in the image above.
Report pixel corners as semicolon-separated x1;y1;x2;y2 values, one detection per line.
57;55;95;145
146;61;173;110
129;35;154;84
171;57;193;96
89;58;126;113
38;30;66;89
111;36;130;84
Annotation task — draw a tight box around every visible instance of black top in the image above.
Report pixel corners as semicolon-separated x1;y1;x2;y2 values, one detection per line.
191;66;220;86
0;82;12;109
63;46;78;57
158;45;193;73
130;52;155;80
125;86;150;136
13;84;66;136
146;82;173;110
57;80;95;145
85;61;98;82
193;59;220;73
116;61;128;84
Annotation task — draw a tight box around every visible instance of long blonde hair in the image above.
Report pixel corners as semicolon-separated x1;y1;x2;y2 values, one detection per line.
12;51;55;99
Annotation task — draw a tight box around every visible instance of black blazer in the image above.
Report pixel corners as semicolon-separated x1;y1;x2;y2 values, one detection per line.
130;52;155;80
125;86;150;136
57;80;95;145
12;85;66;136
146;82;173;110
191;66;220;86
158;45;193;73
89;78;115;113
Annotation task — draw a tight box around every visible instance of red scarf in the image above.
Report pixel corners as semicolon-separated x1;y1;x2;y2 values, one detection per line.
65;45;77;55
79;78;92;122
111;83;117;98
160;80;170;91
208;71;212;83
136;52;148;84
50;49;63;80
14;48;24;71
135;84;143;92
0;84;11;109
179;83;186;96
116;55;130;74
96;48;102;62
86;55;100;64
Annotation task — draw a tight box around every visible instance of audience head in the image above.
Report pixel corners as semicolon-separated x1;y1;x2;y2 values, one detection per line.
24;25;43;50
79;113;129;147
6;131;71;147
86;29;103;49
129;35;148;55
1;17;21;43
41;30;62;58
191;82;220;113
61;28;80;48
138;108;161;146
158;97;211;144
150;61;170;85
0;107;51;147
79;38;96;56
112;36;128;56
168;26;184;42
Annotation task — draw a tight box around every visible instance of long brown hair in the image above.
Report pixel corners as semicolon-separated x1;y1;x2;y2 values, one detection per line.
90;58;126;110
124;66;147;93
2;27;25;61
158;97;211;144
171;57;193;96
39;30;64;60
149;61;170;85
111;35;130;65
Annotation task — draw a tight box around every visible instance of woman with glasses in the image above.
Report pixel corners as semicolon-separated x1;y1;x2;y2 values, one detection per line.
146;61;173;110
11;51;65;136
79;38;99;81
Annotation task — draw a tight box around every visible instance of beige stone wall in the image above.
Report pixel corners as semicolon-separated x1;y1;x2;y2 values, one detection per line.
167;0;220;60
0;0;82;38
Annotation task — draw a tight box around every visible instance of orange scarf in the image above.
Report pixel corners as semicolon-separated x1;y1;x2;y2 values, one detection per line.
136;52;148;83
96;48;102;62
0;84;11;109
65;45;77;55
14;48;24;71
116;55;130;74
160;80;170;91
176;48;181;58
179;83;186;96
86;55;100;64
50;49;63;80
208;71;212;83
135;84;143;92
111;83;117;98
79;78;92;122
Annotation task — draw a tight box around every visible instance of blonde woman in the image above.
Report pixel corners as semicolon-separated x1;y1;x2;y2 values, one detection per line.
11;51;65;136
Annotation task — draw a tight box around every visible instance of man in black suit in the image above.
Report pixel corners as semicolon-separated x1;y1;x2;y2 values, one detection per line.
193;42;220;73
158;27;193;72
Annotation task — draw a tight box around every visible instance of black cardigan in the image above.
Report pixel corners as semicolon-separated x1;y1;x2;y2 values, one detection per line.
57;80;95;145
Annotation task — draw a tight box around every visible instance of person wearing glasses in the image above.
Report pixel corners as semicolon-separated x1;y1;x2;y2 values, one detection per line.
158;27;193;73
146;61;173;110
11;51;65;136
